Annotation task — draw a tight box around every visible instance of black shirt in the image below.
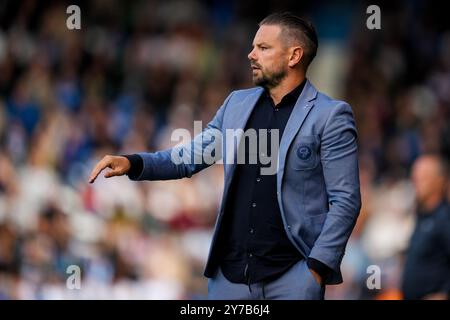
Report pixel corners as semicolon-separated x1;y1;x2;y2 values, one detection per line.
218;81;306;284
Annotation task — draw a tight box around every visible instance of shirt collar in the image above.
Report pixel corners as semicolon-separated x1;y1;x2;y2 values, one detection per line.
263;78;307;105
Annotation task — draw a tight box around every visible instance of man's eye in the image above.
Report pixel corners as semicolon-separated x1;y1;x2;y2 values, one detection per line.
260;47;267;50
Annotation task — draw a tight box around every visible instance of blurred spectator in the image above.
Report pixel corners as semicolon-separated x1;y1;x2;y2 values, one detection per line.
401;155;450;300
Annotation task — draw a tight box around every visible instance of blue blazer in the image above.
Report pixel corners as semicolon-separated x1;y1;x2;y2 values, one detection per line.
132;80;361;284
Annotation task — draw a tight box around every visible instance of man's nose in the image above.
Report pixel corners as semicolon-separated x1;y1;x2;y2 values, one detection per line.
248;48;256;61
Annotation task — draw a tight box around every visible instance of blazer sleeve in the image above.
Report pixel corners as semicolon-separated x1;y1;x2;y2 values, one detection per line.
308;102;362;276
129;92;234;181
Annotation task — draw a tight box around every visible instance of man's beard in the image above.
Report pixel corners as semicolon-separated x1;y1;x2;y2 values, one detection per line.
253;66;287;89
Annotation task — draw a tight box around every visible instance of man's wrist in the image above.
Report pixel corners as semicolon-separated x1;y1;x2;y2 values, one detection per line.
121;154;143;180
307;257;332;283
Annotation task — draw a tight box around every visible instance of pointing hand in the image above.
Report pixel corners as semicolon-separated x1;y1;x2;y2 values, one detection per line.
88;155;131;183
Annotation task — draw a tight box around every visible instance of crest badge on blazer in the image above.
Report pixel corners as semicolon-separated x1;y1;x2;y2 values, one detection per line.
296;145;312;160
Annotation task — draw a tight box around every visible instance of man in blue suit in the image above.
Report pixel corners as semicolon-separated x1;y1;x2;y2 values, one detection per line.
89;12;361;300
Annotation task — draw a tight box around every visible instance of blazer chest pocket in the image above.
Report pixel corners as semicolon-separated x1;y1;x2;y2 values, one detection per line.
290;135;320;171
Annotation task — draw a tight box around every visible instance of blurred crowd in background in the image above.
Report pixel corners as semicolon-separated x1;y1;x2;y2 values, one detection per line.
0;0;448;299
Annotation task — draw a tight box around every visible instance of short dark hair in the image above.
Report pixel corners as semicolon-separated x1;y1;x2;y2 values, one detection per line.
259;12;318;70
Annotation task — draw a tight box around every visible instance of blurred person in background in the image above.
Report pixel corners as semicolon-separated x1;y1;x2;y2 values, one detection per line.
401;154;450;299
89;12;361;300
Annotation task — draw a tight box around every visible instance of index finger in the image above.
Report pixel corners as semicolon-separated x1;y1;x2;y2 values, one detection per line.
89;158;110;183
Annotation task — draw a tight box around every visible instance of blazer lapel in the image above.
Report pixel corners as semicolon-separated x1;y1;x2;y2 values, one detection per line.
228;87;264;131
221;88;263;212
223;87;263;166
278;80;318;182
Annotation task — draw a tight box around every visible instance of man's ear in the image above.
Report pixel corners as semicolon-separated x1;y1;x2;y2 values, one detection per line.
288;46;303;68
